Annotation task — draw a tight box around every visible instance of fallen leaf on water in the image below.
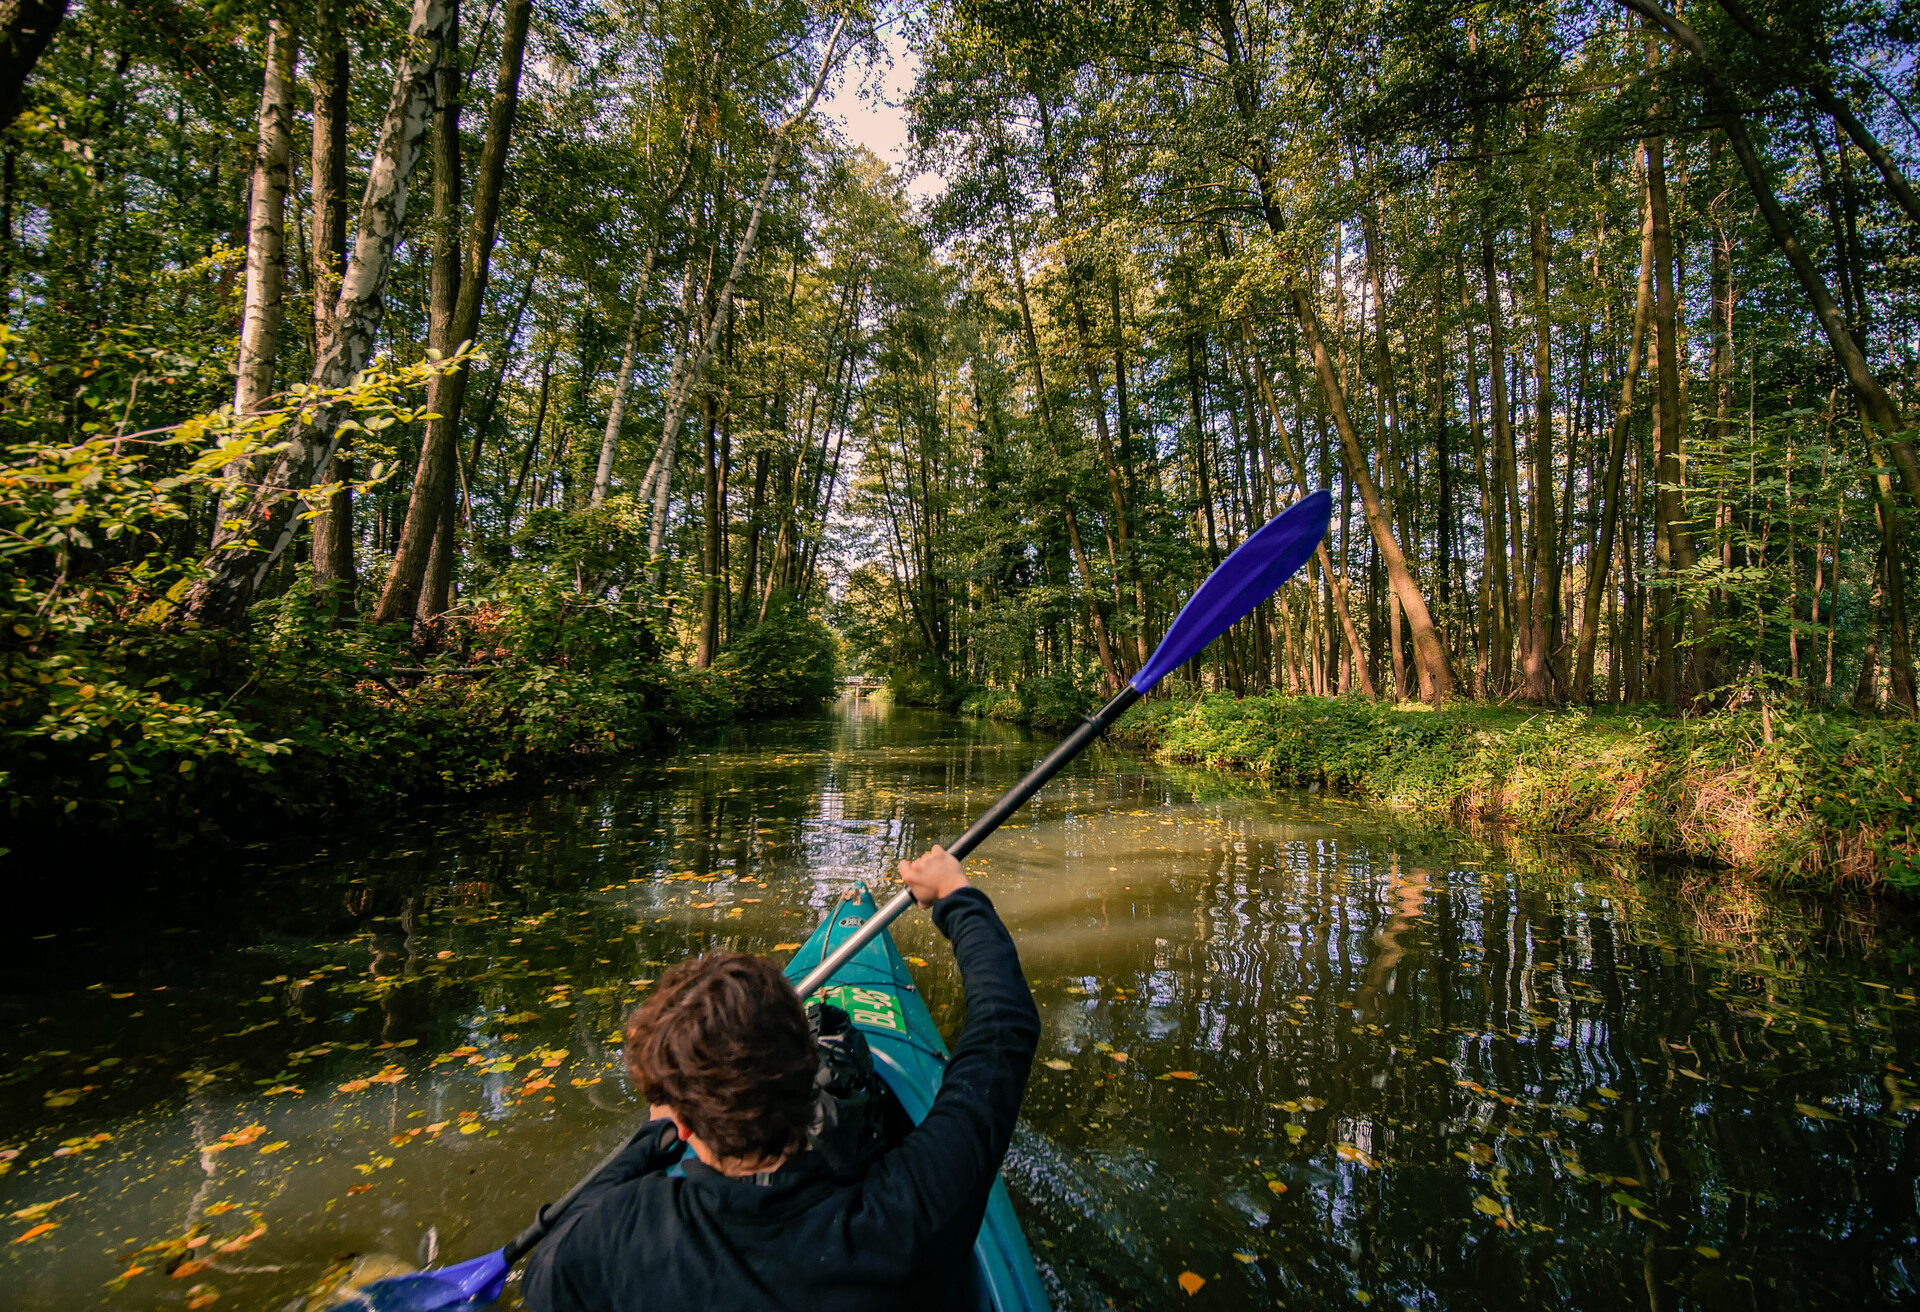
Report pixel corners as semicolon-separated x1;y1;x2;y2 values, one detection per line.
185;1285;219;1310
110;1264;146;1282
1177;1271;1205;1295
1678;1069;1707;1081
1233;1252;1257;1264
1795;1103;1840;1121
1610;1191;1652;1210
905;957;928;967
1298;1097;1326;1111
773;944;801;952
1336;1142;1379;1169
460;1122;482;1134
1164;1071;1199;1080
171;1259;210;1278
336;1079;371;1093
1472;1196;1505;1218
262;1085;302;1096
346;1185;372;1196
1109;1052;1128;1063
257;1142;287;1154
10;1194;77;1222
13;1223;56;1243
1284;1124;1307;1142
1043;1059;1072;1072
368;1066;407;1085
1695;1246;1721;1259
1267;1180;1287;1194
436;951;453;960
204;1203;236;1217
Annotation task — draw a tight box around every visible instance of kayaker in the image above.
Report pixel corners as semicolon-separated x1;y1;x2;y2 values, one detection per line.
520;844;1041;1312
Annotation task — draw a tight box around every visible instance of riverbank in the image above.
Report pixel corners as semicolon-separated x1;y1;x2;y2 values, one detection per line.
1;585;839;850
1074;693;1920;894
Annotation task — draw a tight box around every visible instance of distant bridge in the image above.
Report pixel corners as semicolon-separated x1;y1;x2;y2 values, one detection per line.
842;676;888;698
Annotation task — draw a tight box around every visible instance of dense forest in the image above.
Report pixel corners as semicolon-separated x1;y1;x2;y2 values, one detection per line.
3;0;1919;840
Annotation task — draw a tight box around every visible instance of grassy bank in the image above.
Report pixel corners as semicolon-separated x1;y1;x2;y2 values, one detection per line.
1085;693;1919;894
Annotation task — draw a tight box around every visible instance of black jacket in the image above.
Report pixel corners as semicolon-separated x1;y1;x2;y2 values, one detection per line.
520;887;1041;1312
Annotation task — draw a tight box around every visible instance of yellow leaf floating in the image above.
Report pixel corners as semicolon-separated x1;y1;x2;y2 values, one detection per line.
1043;1059;1073;1071
773;944;801;952
13;1222;55;1243
1177;1271;1206;1295
1109;1052;1128;1063
1335;1142;1379;1169
1795;1103;1840;1121
1165;1071;1199;1080
1232;1252;1257;1264
10;1194;77;1222
905;957;928;968
1267;1180;1288;1194
1695;1246;1721;1259
1472;1195;1506;1218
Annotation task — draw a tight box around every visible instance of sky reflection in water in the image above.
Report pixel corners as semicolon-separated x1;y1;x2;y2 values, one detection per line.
3;697;1918;1310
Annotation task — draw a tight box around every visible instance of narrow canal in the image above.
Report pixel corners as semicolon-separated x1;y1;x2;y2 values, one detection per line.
4;698;1918;1309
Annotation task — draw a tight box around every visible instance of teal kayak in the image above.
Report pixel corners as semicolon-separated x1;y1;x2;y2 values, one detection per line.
783;886;1050;1312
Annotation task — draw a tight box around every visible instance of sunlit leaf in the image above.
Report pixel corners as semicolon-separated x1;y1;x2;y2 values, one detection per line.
1177;1271;1205;1295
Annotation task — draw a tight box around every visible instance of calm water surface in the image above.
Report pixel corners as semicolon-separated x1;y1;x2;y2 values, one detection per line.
4;699;1919;1309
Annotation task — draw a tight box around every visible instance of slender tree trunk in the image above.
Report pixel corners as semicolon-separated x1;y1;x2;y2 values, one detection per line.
1621;0;1920;510
232;20;297;420
373;0;532;625
505;337;556;527
647;17;847;563
1522;202;1557;700
1574;180;1655;702
308;0;356;607
1290;278;1454;703
1647;131;1708;705
1482;223;1516;693
180;0;456;629
695;392;723;666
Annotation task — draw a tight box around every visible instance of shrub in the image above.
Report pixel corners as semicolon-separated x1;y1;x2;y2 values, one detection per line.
714;594;841;718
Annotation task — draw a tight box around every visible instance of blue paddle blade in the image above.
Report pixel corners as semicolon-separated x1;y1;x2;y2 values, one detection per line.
343;1251;510;1312
1129;489;1332;694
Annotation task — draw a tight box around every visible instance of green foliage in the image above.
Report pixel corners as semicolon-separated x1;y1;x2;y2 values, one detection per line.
713;593;841;717
960;674;1095;730
1116;693;1920;893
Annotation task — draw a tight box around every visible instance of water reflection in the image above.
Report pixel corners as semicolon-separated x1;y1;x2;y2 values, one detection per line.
2;698;1918;1310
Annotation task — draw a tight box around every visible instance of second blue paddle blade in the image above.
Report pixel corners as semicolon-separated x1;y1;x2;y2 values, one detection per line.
1130;489;1333;693
344;1251;510;1312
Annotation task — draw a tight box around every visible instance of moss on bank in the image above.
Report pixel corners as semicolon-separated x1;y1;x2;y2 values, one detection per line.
1090;693;1920;894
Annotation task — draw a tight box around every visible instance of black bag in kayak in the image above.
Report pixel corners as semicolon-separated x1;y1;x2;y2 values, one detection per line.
805;1001;909;1171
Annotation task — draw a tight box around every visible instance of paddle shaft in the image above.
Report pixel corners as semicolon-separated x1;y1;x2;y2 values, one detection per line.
794;683;1142;997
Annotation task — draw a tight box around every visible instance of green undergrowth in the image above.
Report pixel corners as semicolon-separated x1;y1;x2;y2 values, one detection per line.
958;674;1096;732
1;573;837;850
1106;692;1920;895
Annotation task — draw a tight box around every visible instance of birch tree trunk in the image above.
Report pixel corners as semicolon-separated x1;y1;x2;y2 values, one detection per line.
372;0;532;625
179;0;456;630
645;16;847;562
589;123;701;506
232;19;296;420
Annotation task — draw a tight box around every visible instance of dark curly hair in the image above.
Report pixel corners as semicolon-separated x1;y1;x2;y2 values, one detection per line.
624;951;818;1164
